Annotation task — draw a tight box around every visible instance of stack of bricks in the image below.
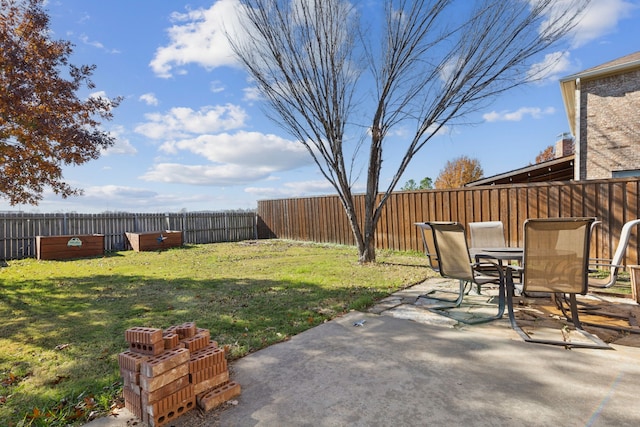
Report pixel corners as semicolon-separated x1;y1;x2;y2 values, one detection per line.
119;322;241;426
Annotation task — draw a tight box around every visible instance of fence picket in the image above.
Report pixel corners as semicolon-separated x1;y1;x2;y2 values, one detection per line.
257;178;640;265
0;212;256;260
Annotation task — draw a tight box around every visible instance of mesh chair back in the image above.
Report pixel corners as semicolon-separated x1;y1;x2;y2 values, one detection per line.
430;222;474;282
419;224;440;271
522;218;593;294
468;221;506;249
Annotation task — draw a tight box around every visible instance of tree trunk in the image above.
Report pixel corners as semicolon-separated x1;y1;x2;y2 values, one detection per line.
358;130;383;263
358;230;377;263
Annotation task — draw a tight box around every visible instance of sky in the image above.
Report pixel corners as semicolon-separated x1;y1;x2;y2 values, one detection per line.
2;0;639;213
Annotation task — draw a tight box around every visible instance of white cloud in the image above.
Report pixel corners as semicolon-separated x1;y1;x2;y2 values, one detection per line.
141;131;312;186
245;180;336;199
134;100;311;187
243;86;263;102
102;125;137;156
210;81;225;93
483;107;555;122
139;93;159;106
84;185;159;200
67;185;220;212
79;34;104;49
568;0;636;48
139;163;273;186
161;131;311;170
79;34;120;54
149;0;242;78
527;51;572;82
134;104;247;140
526;1;635;82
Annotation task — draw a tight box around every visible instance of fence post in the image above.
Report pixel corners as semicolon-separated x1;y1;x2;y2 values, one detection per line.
182;212;187;244
225;213;230;242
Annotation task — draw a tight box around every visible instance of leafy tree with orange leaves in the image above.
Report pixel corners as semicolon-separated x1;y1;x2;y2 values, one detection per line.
0;0;121;205
535;145;555;163
435;155;483;189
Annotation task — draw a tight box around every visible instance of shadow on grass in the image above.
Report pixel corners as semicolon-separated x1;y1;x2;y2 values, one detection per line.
0;273;382;425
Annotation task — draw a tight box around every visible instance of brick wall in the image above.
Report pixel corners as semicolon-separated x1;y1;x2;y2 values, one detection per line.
580;68;640;179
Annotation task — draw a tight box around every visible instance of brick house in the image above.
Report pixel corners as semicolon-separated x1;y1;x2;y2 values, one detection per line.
560;51;640;180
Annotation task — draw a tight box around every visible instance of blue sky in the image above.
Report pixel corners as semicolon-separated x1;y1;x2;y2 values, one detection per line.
2;0;639;213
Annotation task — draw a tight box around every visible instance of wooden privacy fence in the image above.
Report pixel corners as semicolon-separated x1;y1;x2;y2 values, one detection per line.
257;177;640;265
1;211;257;260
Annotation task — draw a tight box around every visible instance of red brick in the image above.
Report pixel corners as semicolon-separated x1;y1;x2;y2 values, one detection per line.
140;347;190;377
189;345;224;373
146;395;196;427
193;371;229;395
163;332;180;350
181;333;209;353
190;360;228;384
118;351;149;372
140;363;189;392
145;384;194;416
129;340;164;356
129;383;142;396
197;381;241;412
141;375;190;404
177;322;197;339
120;368;140;387
123;386;143;420
196;328;211;340
125;327;163;345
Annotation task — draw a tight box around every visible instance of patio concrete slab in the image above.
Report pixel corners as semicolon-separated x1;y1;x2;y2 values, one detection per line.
88;279;640;427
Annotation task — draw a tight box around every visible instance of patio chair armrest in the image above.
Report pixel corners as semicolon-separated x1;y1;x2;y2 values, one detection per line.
473;254;502;265
472;256;502;270
589;261;624;268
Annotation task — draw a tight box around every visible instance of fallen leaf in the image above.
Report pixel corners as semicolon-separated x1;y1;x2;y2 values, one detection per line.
27;407;42;420
1;373;17;386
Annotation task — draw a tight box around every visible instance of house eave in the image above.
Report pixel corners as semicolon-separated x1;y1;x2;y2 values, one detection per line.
465;155;575;187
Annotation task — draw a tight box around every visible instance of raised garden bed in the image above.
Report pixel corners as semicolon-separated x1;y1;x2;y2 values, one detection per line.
36;234;105;260
125;230;183;252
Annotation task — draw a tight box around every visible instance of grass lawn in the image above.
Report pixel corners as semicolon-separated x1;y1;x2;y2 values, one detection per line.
0;239;433;426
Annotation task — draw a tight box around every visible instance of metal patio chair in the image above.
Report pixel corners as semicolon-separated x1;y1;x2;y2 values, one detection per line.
468;221;506;250
589;218;640;289
505;217;611;349
468;220;513;285
425;221;506;324
415;222;467;306
414;222;440;273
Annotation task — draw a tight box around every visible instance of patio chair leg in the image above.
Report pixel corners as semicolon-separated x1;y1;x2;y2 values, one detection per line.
420;279;468;308
505;272;611;349
428;271;506;325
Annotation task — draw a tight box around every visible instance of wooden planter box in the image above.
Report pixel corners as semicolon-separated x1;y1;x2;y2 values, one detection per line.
125;230;183;252
36;234;105;260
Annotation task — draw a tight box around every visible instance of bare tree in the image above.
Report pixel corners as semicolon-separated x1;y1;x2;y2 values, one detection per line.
230;0;589;263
